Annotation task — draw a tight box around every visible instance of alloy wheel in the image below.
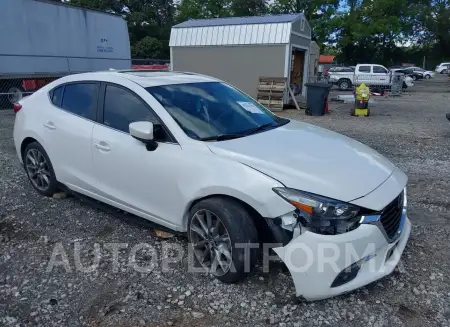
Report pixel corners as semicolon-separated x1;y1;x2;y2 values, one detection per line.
340;82;348;90
189;209;233;276
25;148;51;191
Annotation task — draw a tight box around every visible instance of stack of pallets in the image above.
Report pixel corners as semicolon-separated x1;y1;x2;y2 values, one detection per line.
256;77;287;112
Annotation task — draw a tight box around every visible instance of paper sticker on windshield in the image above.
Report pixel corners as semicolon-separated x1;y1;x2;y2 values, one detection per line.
237;101;263;114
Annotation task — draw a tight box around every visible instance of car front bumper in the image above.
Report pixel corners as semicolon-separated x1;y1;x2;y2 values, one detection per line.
273;214;411;301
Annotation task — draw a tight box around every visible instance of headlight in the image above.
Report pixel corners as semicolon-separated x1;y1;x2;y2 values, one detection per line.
273;187;362;235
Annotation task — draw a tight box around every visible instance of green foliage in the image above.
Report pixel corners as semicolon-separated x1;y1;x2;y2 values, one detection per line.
56;0;450;67
131;36;163;58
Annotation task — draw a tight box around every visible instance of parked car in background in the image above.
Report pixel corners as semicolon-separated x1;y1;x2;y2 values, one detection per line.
323;66;354;77
391;68;423;81
435;63;450;74
411;67;434;79
329;64;414;90
328;66;355;73
13;70;411;301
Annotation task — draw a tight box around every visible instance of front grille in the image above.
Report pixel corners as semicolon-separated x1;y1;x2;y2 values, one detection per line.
380;191;404;239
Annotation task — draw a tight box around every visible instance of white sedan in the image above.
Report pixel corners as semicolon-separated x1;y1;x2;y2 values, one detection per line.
12;70;411;300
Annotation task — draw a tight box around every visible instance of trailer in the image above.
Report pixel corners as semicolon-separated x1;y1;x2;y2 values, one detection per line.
0;0;131;106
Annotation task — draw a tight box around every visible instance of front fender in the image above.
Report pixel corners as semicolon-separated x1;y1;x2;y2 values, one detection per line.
176;147;295;230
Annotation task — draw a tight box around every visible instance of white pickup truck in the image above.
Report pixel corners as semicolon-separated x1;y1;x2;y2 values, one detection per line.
328;64;414;91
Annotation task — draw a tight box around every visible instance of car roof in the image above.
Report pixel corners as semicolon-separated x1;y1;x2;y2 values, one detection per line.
57;70;219;88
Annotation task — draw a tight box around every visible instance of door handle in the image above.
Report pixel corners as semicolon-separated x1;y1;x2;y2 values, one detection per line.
43;121;56;130
94;142;111;152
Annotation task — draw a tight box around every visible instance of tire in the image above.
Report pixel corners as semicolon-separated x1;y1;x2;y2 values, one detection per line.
412;75;417;81
23;142;58;197
425;75;431;79
338;79;351;91
443;69;448;74
188;197;259;283
7;85;24;105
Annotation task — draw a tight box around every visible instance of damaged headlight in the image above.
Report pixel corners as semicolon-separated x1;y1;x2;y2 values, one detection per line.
273;187;362;235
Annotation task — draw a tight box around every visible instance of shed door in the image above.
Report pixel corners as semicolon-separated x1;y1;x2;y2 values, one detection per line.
290;49;305;86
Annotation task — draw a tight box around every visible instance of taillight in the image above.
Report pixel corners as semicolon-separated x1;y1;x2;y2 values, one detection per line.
13;103;22;113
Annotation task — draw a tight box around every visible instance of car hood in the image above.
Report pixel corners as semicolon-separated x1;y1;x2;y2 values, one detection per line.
207;120;396;203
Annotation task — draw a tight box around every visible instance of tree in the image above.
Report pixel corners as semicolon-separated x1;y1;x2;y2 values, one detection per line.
270;0;340;45
230;0;268;16
175;0;232;21
131;36;163;58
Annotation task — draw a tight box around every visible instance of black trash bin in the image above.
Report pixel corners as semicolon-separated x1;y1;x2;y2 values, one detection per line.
304;82;332;116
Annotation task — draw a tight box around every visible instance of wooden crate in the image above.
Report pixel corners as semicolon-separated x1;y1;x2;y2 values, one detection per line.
257;77;287;112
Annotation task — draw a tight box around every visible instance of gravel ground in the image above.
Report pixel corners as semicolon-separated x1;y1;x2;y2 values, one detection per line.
1;75;450;327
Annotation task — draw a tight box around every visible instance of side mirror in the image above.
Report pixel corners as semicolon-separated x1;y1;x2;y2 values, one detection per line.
129;121;158;151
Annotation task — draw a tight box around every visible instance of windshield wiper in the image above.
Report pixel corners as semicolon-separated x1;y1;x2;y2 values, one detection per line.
198;134;245;141
199;122;280;142
243;122;276;136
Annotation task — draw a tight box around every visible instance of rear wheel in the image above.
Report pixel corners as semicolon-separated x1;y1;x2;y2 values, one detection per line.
23;142;58;196
8;85;24;104
188;197;259;283
338;79;352;91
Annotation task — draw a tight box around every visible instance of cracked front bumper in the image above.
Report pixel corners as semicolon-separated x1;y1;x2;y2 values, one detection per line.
273;216;411;301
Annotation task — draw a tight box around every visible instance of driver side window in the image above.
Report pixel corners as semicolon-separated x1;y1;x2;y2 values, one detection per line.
102;84;170;142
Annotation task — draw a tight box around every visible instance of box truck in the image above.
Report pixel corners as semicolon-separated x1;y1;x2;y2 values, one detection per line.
0;0;131;106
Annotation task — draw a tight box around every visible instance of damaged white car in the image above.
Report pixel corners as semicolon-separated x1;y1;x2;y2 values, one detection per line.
13;70;411;301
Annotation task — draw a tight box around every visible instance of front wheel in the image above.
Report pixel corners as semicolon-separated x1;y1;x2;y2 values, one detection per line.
23;142;59;196
338;79;351;91
188;197;259;283
425;74;431;79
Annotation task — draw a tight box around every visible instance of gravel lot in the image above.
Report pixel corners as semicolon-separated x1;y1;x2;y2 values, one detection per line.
1;75;450;327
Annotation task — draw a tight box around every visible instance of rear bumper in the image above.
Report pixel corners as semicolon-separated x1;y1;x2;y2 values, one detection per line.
273;214;411;301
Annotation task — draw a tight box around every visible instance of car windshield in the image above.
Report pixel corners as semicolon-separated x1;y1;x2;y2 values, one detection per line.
146;82;289;141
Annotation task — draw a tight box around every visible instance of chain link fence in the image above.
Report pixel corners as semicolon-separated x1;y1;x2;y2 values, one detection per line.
0;58;173;109
0;76;62;109
131;59;170;70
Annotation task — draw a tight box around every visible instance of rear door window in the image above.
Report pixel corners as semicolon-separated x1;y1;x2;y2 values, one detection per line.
358;66;371;73
61;83;99;120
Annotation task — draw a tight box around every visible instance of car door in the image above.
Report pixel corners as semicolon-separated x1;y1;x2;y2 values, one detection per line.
41;82;100;192
372;65;390;86
355;65;371;85
91;82;183;227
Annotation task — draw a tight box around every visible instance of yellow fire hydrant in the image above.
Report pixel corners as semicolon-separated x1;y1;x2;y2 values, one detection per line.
352;83;370;116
